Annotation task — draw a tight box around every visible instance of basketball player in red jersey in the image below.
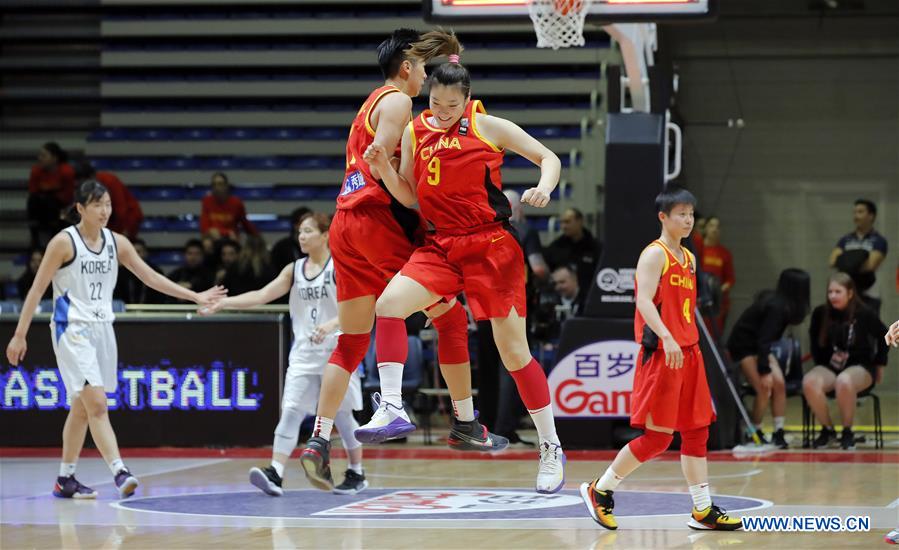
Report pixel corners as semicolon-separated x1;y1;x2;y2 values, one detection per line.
363;31;566;493
579;187;742;531
299;29;506;493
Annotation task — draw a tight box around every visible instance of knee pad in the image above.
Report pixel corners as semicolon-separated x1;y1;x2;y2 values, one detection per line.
431;301;470;365
680;426;709;458
628;429;674;463
329;332;371;374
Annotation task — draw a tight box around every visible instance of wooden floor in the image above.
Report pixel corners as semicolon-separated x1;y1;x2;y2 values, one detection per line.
2;434;897;549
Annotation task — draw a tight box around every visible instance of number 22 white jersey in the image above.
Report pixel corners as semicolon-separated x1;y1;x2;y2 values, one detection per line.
288;256;339;374
51;226;119;326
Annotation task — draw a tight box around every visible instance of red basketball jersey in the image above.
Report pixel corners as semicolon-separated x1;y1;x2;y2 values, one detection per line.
337;85;405;210
634;240;699;347
410;99;507;232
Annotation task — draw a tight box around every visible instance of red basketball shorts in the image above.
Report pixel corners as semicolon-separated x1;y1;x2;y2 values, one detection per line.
630;343;716;432
400;223;526;321
330;205;423;302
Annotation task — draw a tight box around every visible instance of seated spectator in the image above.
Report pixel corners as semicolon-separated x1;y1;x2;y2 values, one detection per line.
200;172;258;240
27;142;74;247
114;238;164;304
690;210;706;263
701;216;735;336
17;248;51;301
544;207;601;294
214;239;241;286
167;239;215;301
727;268;810;449
270;206;311;270
829;199;888;313
803;273;888;450
223;234;272;295
73;159;143;239
551;265;584;319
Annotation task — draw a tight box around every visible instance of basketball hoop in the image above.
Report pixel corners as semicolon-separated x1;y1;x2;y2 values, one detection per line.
528;0;592;50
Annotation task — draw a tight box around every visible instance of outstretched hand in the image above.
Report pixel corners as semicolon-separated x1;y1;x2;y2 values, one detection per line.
886;319;899;347
198;298;228;316
521;187;551;208
195;285;227;307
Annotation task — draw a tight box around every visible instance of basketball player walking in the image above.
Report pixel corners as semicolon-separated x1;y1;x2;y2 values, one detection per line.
5;180;226;499
579;187;742;530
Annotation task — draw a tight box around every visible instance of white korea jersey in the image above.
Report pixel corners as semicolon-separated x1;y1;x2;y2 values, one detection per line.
52;226;118;324
288;256;339;373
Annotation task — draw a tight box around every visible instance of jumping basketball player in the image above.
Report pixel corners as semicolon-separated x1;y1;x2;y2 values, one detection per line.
579;186;742;530
363;31;566;493
201;213;367;495
299;29;506;492
5;180;226;499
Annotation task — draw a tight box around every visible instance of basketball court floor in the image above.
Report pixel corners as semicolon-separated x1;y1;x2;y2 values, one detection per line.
3;429;897;549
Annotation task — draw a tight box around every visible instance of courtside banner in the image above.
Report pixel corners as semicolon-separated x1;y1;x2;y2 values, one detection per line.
548;339;639;419
0;315;285;447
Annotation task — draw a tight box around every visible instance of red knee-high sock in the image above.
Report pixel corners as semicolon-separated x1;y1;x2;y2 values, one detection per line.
509;358;551;411
375;316;407;406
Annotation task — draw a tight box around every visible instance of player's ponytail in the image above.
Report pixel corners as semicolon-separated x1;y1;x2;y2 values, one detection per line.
408;29;471;97
405;28;463;62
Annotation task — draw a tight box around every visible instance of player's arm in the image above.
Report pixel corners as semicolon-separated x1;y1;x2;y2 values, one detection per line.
6;233;71;364
364;123;418;207
477;114;561;208
828;247;843;268
635;245;683;369
202;263;293;315
886;319;899;348
368;92;413;180
115;233;226;306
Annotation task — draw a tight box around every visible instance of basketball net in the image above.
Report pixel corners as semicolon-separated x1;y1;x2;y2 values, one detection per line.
528;0;592;50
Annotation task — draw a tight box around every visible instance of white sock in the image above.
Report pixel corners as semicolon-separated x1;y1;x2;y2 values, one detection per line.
59;462;76;477
348;462;363;475
754;423;763;433
452;397;475;422
528;405;560;446
774;416;785;431
378;362;404;407
109;458;125;475
689;482;712;511
595;467;623;492
271;460;285;478
313;416;334;440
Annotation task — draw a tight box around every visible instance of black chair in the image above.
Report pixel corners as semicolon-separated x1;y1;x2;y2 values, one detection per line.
802;385;883;449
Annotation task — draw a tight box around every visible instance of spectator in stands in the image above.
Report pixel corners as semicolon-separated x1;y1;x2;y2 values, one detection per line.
701;216;735;336
114;238;163;304
551;265;584;319
200;172;258;240
167;239;215;301
270;206;311;270
829;199;888;314
214;239;241;286
223;234;273;296
17;249;51;301
544;207;601;295
804;272;888;450
691;210;706;263
27;142;74;248
73;159;143;239
727;268;810;449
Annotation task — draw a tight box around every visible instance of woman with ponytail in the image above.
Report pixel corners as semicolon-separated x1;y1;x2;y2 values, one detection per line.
363;29;567;494
298;29;506;495
6;180;226;500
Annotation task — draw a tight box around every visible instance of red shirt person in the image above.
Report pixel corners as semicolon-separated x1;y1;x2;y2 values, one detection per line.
700;216;735;334
27;142;75;247
364;36;567;494
200;172;258;239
